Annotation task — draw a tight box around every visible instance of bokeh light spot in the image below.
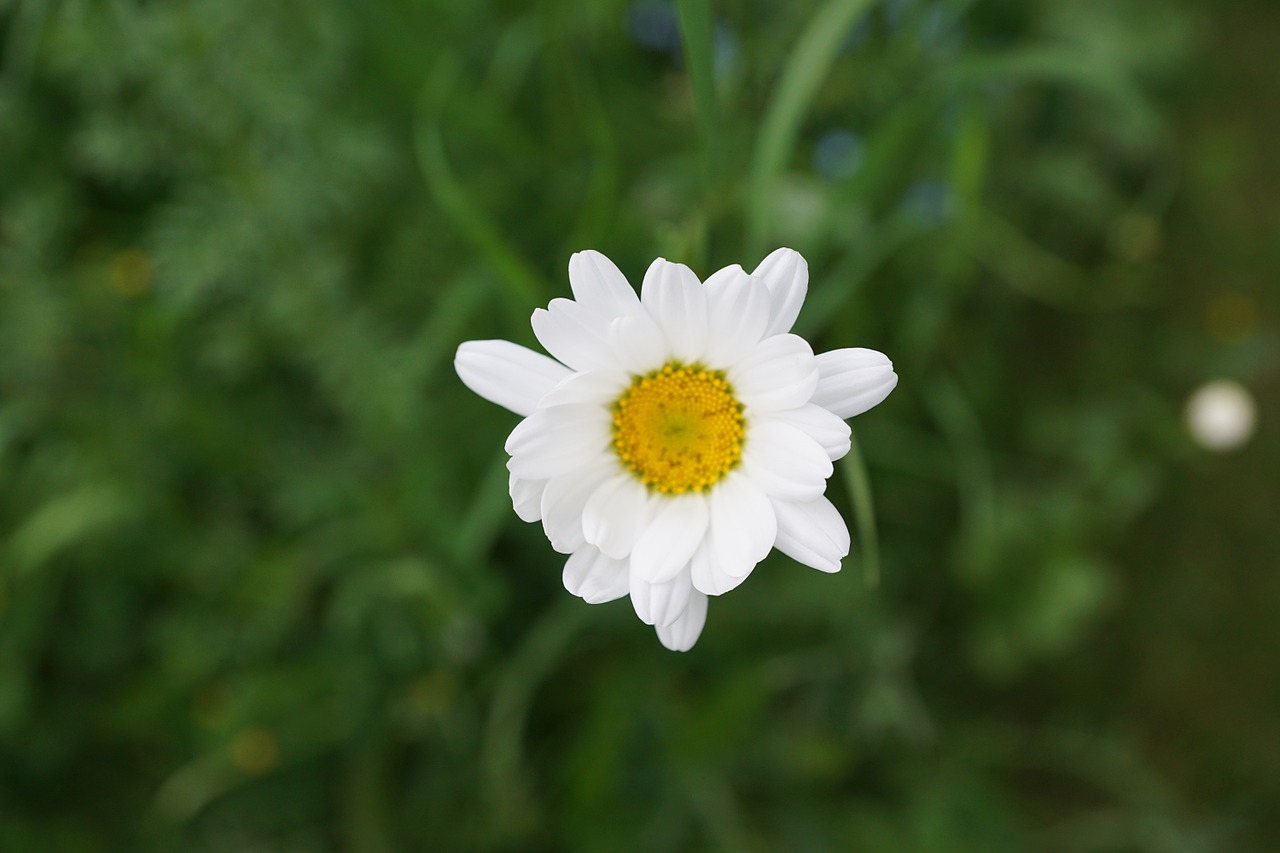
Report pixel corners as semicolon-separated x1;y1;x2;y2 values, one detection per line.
231;727;280;776
1185;379;1257;452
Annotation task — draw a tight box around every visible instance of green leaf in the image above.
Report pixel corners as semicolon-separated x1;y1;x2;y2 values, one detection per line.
746;0;878;253
676;0;720;185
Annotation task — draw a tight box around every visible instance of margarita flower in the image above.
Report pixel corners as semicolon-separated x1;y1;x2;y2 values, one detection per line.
455;249;896;651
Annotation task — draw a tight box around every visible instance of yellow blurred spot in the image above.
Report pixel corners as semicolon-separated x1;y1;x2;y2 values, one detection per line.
1205;292;1258;344
191;683;231;728
409;670;457;717
231;727;280;776
107;249;154;298
1108;213;1161;262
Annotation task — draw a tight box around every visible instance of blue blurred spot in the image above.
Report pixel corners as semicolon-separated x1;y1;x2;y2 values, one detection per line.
902;179;952;224
628;1;682;56
884;0;916;33
813;129;866;180
842;18;872;51
714;23;740;78
919;6;961;57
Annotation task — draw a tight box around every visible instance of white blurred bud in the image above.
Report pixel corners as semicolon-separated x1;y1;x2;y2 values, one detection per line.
1185;379;1256;452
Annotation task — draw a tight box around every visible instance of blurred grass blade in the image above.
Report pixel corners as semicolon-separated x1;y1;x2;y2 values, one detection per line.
452;454;516;566
684;772;761;853
341;737;397;853
793;213;930;339
925;374;995;548
483;599;592;832
840;427;880;588
945;48;1164;142
974;207;1147;311
410;266;496;383
414;59;547;306
747;0;877;253
3;0;50;92
947;103;990;214
10;484;134;576
551;29;622;253
675;0;720;183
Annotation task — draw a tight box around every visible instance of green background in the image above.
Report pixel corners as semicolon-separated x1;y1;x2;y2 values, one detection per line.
1;0;1277;849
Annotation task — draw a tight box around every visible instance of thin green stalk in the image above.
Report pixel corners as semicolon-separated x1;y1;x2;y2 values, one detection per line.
675;0;720;184
483;599;592;832
413;59;548;306
746;0;878;253
840;427;881;588
452;453;515;567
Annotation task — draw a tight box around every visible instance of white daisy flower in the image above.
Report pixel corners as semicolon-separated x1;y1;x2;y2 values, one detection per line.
455;249;897;651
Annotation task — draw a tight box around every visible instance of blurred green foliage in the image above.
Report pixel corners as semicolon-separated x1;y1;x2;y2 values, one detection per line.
1;0;1277;850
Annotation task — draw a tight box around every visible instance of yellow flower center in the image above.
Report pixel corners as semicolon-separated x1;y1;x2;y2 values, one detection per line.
611;362;745;495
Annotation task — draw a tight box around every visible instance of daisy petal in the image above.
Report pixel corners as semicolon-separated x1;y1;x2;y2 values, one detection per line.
729;334;820;413
539;369;630;408
631;493;710;583
563;546;630;603
569;250;640;318
455;340;572;417
509;474;546;523
770;404;852;460
753;248;808;337
703;265;772;367
640;258;708;362
772;496;850;573
505;405;611;480
541;465;611;554
531;298;620;372
690;537;750;596
708;472;777;578
581;474;654;559
811;348;898;419
655;588;708;651
630;568;694;627
608;312;667;374
741;419;832;502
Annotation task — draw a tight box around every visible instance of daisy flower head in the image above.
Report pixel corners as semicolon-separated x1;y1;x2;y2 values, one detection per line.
455;249;897;651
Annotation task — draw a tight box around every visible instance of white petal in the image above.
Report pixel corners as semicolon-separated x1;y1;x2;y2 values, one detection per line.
752;248;808;337
540;465;612;554
640;258;707;362
630;567;694;627
562;546;630;604
770;404;852;461
729;334;820;414
505;406;611;480
455;340;572;417
568;250;640;318
707;471;777;578
772;496;850;573
741;419;832;502
690;536;750;596
608;312;667;374
631;493;710;583
655;589;707;651
811;348;898;419
531;298;620;372
702;265;772;368
538;369;629;408
581;474;654;559
509;474;545;523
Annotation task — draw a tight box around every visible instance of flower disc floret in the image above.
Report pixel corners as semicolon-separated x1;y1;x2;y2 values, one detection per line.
611;362;745;495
